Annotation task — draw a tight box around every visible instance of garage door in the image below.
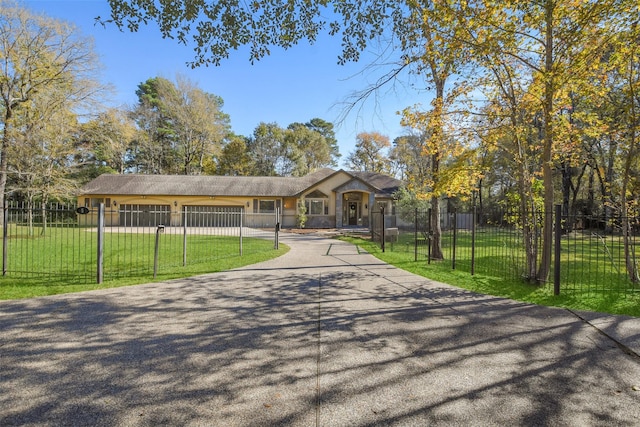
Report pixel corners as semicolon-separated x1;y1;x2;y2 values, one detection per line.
119;204;171;227
184;206;243;227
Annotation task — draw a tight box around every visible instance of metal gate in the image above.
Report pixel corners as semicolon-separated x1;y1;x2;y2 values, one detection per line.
184;206;243;227
119;204;171;227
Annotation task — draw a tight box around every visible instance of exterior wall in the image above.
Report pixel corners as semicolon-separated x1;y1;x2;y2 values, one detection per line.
304;215;336;228
297;171;356;229
77;194;283;227
281;197;298;228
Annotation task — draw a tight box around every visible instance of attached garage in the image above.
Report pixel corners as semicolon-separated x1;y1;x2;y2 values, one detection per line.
119;204;171;227
184;206;243;227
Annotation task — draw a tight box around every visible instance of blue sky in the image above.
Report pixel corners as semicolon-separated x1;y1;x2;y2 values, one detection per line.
23;0;429;164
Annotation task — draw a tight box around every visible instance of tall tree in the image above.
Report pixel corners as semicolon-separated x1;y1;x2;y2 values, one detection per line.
246;122;286;176
131;77;180;174
346;131;390;173
586;20;640;282
0;1;101;220
9;91;79;208
131;75;229;174
395;0;472;260
460;0;626;282
79;108;139;175
305;118;341;166
285;122;332;176
216;134;254;176
160;74;230;175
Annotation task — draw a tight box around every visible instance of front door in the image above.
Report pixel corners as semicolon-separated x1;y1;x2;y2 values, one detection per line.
348;202;360;226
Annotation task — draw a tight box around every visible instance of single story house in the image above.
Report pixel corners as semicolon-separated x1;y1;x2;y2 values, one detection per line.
77;168;402;229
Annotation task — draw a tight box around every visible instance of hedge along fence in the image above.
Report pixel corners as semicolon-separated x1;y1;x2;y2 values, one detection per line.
2;202;281;284
371;206;640;297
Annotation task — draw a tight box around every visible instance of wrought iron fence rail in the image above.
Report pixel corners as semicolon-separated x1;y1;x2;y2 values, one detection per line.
2;202;280;284
371;206;640;297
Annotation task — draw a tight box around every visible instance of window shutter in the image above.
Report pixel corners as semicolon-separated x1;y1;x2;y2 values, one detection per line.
253;199;258;213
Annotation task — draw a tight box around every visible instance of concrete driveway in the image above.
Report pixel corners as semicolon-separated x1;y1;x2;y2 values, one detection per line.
2;233;640;426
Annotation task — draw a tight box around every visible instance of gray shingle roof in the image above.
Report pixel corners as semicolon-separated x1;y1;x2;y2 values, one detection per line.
79;168;402;198
79;169;337;197
349;171;402;196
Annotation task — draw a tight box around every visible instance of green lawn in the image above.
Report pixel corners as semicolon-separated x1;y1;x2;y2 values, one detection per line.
342;232;640;317
5;224;640;316
1;226;288;300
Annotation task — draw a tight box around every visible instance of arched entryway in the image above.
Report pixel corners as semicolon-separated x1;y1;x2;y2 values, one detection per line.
334;178;377;229
343;192;364;226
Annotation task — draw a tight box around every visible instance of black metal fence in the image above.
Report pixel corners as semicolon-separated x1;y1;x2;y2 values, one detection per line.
371;206;640;296
2;202;281;284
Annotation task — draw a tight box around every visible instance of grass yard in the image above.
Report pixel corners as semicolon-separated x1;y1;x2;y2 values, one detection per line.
0;226;288;300
342;230;640;317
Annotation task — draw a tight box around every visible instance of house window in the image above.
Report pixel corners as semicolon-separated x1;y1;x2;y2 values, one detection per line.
259;200;275;213
306;199;326;215
86;197;111;208
304;189;329;216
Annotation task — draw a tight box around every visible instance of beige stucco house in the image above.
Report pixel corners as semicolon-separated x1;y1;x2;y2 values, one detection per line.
78;168;402;229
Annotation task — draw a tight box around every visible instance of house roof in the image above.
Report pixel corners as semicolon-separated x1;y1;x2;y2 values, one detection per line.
79;168;402;198
349;171;402;196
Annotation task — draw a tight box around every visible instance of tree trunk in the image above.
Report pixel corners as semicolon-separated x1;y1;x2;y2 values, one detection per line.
428;80;445;261
622;42;639;283
0;107;11;228
517;159;538;281
430;195;443;260
477;178;484;226
537;0;555;283
561;161;571;230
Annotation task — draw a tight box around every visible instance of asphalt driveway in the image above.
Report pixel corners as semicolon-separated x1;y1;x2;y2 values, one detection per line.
2;233;640;426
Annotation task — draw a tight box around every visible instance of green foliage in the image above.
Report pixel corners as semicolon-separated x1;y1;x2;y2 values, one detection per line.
131;75;230;175
393;187;430;224
285;123;332;176
246;122;286;176
244;119;338;177
216;135;254;176
78;108;139;175
296;197;307;228
500;178;545;229
104;0;392;66
305;118;341;166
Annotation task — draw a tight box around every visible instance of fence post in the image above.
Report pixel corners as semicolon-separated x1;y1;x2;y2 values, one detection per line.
183;206;187;266
97;203;104;284
381;205;386;253
427;208;432;264
471;204;476;276
452;209;457;270
554;204;562;295
414;207;418;262
154;224;165;279
239;209;243;256
3;201;7;276
274;208;280;250
371;210;375;241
